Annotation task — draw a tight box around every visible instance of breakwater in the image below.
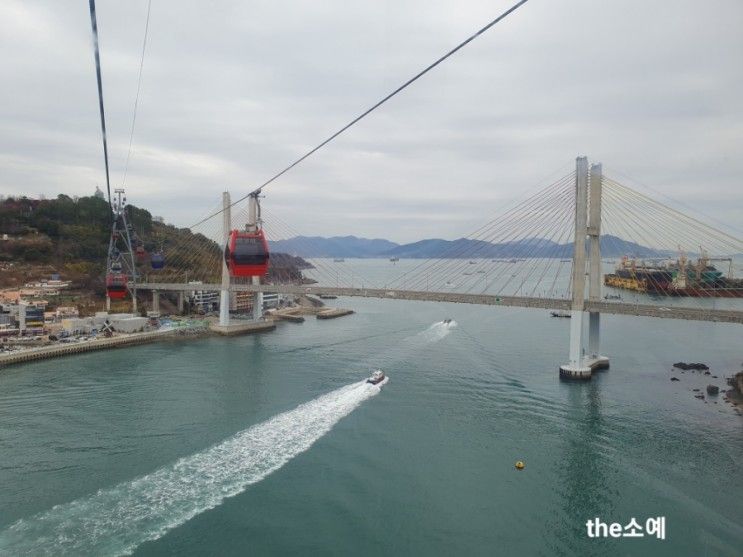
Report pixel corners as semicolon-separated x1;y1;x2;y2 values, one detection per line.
0;329;187;369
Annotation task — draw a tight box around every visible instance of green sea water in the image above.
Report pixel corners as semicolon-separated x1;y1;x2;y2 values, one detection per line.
0;292;741;556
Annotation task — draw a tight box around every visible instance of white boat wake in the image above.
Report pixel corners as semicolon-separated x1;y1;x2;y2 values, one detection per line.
419;320;457;342
372;320;457;369
0;381;383;556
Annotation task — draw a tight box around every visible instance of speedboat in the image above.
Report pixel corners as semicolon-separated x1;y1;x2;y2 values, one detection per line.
550;311;571;318
443;318;452;325
366;370;387;386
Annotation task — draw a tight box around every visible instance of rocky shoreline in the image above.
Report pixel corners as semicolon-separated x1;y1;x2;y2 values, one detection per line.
669;361;743;415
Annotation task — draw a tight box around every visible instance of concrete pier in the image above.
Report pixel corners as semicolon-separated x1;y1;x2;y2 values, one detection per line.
559;355;610;379
209;320;276;336
272;310;305;323
316;308;355;319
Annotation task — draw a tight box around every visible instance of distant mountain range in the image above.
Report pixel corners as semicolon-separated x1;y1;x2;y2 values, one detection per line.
268;234;668;259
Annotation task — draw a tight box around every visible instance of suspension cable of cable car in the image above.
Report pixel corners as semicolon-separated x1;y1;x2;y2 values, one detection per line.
88;0;112;212
188;0;530;229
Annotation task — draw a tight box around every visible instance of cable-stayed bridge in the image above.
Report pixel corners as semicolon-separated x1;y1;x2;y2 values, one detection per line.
132;156;743;379
85;2;741;379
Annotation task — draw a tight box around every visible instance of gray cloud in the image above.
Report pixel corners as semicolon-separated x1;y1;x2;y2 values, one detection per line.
1;0;741;242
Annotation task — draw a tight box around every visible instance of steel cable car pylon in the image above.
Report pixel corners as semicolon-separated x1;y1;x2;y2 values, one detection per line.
105;189;138;311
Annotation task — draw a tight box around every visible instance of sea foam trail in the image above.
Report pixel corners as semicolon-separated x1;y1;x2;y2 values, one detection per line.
419;320;457;343
0;381;382;556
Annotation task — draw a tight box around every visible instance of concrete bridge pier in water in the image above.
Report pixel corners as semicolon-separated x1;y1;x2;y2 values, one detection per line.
560;157;610;380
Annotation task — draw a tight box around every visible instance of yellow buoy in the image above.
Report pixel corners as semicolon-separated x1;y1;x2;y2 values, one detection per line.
515;460;525;470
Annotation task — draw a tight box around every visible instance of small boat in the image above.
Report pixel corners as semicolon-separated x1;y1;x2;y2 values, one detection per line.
442;318;452;325
366;370;388;386
333;258;345;263
550;311;571;318
389;257;399;262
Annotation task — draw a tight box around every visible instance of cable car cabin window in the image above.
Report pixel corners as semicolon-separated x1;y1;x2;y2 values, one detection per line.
107;276;126;289
233;237;268;265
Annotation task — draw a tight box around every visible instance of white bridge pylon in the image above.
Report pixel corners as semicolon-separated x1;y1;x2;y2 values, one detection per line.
560;156;610;380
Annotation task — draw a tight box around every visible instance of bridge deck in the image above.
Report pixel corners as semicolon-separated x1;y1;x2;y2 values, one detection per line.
134;283;743;324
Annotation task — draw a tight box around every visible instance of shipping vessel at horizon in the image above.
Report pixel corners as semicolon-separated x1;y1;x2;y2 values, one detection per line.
604;253;743;297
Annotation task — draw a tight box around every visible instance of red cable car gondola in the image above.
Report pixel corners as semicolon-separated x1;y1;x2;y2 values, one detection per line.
106;273;128;299
225;229;269;277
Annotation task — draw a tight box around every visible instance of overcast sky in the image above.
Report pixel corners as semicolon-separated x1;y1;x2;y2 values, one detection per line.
1;0;741;242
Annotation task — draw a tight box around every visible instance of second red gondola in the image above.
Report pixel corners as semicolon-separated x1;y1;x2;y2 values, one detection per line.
106;273;128;299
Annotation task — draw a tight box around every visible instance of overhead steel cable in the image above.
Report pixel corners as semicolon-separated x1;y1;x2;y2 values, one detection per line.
260;213;376;287
423;183;570;293
387;172;574;289
605;167;743;237
507;193;576;298
415;177;574;292
604;177;743;253
88;0;112;211
491;187;575;296
188;0;531;229
122;0;153;189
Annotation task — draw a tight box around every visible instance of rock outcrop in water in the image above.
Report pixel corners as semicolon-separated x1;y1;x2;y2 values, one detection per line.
673;362;709;371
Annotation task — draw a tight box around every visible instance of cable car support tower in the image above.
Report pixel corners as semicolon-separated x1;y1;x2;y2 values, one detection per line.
106;188;138;312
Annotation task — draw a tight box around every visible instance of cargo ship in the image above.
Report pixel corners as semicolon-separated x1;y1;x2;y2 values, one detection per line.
603;253;743;297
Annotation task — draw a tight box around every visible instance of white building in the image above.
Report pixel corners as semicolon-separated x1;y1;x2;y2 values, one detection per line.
262;292;282;309
190;287;219;313
110;316;147;333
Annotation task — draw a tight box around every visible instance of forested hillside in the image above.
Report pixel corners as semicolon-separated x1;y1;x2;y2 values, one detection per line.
0;195;309;290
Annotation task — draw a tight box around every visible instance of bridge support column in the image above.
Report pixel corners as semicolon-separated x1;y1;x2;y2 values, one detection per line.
248;193;263;322
587;163;609;371
18;302;26;334
252;278;263;321
152;290;160;314
560;157;609;379
177;292;184;314
106;295;111;312
219;191;231;327
560;157;591;379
